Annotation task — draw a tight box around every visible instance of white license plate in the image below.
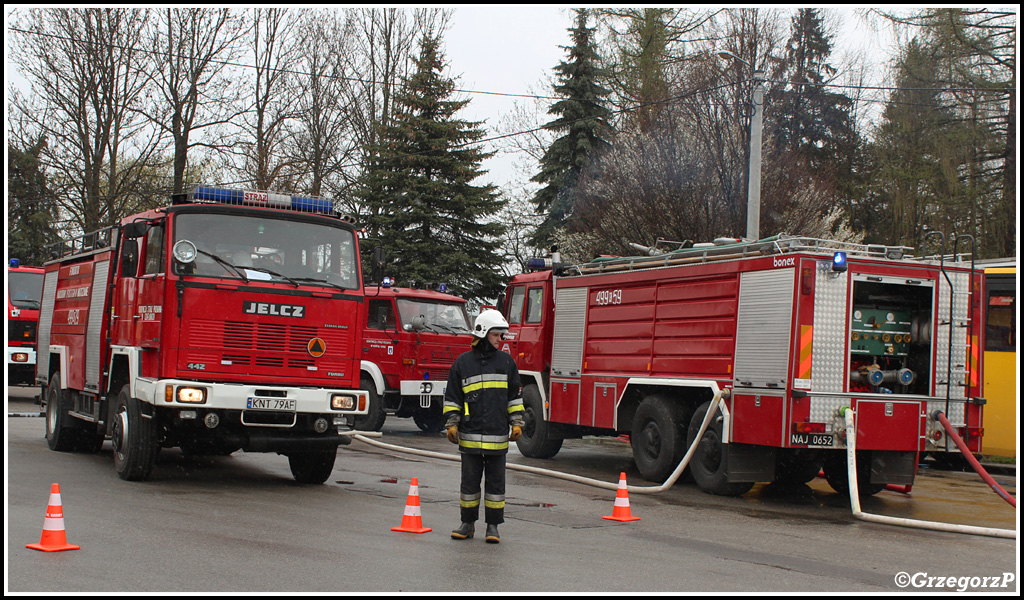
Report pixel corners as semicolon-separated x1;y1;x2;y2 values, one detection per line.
246;397;296;410
790;433;834;447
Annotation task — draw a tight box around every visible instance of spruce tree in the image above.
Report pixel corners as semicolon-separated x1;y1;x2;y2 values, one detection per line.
356;33;506;302
8;136;60;266
530;8;612;248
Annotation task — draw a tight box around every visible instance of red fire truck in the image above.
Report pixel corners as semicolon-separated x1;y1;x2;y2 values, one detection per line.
8;259;45;386
503;234;985;496
357;281;473;432
36;186;369;483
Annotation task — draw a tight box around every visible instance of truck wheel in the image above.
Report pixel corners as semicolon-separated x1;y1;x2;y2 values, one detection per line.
44;372;78;452
631;395;689;482
516;384;562;459
773;450;822;485
353;377;386;431
413;410;445;433
687;401;754;496
288;448;338;484
112;385;159;481
823;451;885;497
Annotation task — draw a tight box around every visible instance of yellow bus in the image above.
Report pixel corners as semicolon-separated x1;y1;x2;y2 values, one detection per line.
980;259;1017;458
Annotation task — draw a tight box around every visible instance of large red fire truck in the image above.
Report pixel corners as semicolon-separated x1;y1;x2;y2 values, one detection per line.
503;234;985;496
8;259;45;386
36;186;369;483
356;281;473;432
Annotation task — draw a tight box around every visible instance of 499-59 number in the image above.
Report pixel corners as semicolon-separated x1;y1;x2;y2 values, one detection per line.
595;289;622;306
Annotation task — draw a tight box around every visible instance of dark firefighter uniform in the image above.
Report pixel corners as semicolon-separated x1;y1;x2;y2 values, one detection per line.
444;340;525;526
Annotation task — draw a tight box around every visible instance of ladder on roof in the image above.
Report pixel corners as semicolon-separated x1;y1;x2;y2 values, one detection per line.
572;233;916;275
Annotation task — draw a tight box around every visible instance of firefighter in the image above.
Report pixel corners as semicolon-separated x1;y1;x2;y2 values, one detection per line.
444;309;525;543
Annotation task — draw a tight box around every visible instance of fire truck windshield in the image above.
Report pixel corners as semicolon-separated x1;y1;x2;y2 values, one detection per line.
396;299;471;334
8;271;44;309
173;212;359;289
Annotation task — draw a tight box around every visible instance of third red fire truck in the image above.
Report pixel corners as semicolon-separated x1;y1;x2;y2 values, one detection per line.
36;186;369;483
357;280;473;432
7;259;45;386
502;234;985;496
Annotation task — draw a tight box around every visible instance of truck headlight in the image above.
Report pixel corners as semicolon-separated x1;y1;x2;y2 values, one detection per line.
331;394;356;410
177;387;208;403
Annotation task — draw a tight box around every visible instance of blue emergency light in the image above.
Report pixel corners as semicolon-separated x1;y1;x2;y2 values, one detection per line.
382;277;393;287
832;251;848;273
10;258;20;268
189;186;335;215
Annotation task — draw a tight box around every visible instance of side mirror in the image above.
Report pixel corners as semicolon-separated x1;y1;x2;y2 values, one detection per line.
121;240;139;276
123;221;150;239
373;246;386;283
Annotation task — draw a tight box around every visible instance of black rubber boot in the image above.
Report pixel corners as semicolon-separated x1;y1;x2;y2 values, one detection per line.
485;523;500;544
451;522;475;539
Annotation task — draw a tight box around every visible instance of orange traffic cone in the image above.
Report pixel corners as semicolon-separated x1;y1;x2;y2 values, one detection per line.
391;477;432;534
26;483;81;552
603;472;641;522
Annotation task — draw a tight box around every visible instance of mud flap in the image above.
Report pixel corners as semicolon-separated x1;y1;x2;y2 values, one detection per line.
727;443;777;483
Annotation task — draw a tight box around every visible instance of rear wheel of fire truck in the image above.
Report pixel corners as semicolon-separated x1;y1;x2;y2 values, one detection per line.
353;377;386;432
516;384;562;459
822;451;885;497
631;395;692;483
687;401;754;496
45;372;78;452
112;385;159;481
288;448;338;484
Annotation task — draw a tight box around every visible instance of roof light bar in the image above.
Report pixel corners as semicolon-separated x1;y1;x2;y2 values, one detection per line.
188;186;336;215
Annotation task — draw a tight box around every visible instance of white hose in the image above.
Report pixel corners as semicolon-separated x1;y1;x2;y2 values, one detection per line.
352;391;725;494
843;408;1016;539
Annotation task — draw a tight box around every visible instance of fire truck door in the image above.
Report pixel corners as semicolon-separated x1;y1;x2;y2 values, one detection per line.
135;224;166;348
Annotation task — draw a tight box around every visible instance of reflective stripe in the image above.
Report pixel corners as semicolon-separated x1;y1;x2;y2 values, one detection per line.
484;499;505;509
459;439;509;451
507;402;523;414
443;404;461;415
462;380;508;394
460;498;481;508
462;374;507;386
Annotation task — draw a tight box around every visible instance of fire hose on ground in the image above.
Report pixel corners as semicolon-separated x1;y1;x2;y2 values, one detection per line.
841;407;1015;539
351;391;1016;538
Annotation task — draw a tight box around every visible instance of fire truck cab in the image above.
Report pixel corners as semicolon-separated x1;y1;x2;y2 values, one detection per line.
504;235;985;496
36;187;369;483
8;259;45;386
357;281;473;432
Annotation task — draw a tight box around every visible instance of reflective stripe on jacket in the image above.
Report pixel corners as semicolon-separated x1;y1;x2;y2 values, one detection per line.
444;341;525;455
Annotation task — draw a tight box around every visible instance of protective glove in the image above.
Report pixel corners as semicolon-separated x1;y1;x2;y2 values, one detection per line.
509;425;522;442
447;425;459;444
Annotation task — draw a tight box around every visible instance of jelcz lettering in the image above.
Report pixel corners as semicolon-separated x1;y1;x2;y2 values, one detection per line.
242;301;306;318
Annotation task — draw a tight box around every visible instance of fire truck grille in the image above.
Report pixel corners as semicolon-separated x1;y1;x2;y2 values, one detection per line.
8;320;37;343
184;319;350;374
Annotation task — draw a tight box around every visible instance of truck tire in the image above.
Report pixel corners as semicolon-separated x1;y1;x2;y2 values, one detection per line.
112;385;159;481
353;377;386;432
288;448;338;484
631;394;689;482
773;450;822;485
413;409;445;433
687;401;754;496
516;384;562;459
823;451;885;497
44;372;78;452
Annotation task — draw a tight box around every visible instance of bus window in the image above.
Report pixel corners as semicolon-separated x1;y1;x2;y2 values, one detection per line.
985;276;1015;351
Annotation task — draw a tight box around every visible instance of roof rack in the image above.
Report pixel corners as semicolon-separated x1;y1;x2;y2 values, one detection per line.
571;234;918;276
45;226;117;261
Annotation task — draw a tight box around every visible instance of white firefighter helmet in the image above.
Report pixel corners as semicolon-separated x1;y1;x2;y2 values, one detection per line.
473;309;509;339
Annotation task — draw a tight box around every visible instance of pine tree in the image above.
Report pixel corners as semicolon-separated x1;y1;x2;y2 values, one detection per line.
356;33;506;302
8;136;60;265
530;8;612;248
771;8;856;172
